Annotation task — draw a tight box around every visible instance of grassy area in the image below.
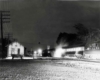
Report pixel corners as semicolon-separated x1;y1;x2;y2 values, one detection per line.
57;60;100;71
0;60;100;80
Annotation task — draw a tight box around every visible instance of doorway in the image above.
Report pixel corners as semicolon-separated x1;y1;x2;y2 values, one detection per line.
18;49;20;55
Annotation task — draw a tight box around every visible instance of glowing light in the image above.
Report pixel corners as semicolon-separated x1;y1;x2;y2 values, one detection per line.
34;51;37;54
54;47;65;57
38;49;42;54
47;45;50;50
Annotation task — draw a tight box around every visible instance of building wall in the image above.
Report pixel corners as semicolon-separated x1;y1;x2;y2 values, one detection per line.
53;47;84;58
8;42;24;57
84;50;100;60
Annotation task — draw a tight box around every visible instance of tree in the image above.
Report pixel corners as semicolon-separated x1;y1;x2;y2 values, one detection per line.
0;37;16;58
73;23;89;45
56;32;79;47
56;23;100;49
0;38;11;58
85;28;100;48
73;23;100;48
56;32;68;45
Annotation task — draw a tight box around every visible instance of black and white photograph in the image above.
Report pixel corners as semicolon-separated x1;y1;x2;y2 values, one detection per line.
0;0;100;80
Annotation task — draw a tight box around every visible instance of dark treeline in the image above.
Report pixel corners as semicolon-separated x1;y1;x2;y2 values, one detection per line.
56;32;83;47
56;23;100;48
0;37;17;58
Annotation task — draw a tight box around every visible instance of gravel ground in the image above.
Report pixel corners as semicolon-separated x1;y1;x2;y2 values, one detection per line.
0;60;100;80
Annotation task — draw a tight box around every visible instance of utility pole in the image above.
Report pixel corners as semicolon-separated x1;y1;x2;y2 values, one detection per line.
5;33;13;44
0;11;10;58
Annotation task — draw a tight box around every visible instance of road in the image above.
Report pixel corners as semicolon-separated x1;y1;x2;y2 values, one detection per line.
0;60;100;80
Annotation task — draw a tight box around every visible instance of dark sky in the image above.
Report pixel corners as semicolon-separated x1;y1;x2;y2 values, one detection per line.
0;0;100;49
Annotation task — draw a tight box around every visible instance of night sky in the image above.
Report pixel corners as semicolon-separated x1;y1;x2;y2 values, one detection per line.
0;0;100;50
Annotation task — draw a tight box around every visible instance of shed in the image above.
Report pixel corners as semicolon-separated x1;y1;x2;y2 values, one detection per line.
84;41;100;59
7;41;24;57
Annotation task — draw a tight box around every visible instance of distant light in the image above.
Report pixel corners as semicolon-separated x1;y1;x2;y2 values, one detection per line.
38;49;42;54
34;51;37;54
47;45;50;50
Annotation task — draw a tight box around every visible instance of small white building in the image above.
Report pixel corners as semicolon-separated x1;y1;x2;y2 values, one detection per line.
84;50;100;59
84;42;100;60
8;41;24;57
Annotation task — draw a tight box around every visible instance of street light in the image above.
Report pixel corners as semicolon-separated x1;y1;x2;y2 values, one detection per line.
37;48;42;56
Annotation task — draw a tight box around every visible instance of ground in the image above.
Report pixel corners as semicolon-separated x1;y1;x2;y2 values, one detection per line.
0;59;100;80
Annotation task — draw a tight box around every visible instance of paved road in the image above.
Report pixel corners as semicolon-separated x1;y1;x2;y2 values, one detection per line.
0;60;100;80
